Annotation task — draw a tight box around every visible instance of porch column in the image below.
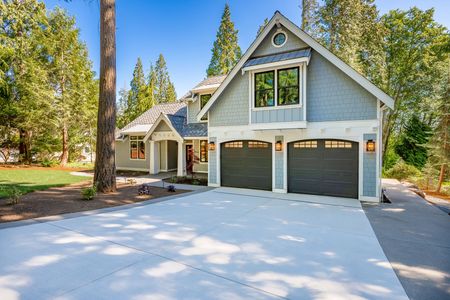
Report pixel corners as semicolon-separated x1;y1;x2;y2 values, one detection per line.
177;140;186;176
149;141;160;174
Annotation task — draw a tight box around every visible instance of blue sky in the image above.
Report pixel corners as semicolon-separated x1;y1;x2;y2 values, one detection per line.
42;0;450;98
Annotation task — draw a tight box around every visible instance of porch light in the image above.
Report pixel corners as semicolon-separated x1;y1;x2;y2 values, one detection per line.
366;140;376;152
275;141;283;151
208;141;216;151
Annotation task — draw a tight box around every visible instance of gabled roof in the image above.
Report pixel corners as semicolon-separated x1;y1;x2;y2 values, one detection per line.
197;11;394;121
120;102;186;132
143;113;207;141
180;75;227;101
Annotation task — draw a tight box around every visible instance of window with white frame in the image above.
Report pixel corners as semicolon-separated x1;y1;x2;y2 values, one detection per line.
253;65;302;108
130;136;145;159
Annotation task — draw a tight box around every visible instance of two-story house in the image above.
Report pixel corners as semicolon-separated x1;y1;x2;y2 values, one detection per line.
116;11;394;202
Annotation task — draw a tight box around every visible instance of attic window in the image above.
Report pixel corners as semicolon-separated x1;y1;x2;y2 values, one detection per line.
272;31;287;47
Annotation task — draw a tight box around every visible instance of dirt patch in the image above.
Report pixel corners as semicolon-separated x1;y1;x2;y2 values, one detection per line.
163;176;208;186
424;190;450;202
0;181;188;223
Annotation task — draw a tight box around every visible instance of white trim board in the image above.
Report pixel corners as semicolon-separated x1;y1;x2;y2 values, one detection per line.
197;11;394;121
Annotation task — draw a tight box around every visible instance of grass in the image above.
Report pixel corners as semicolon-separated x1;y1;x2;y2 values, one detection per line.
0;169;89;198
65;161;95;170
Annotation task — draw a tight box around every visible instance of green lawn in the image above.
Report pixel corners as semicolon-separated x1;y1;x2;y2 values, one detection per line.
0;169;90;198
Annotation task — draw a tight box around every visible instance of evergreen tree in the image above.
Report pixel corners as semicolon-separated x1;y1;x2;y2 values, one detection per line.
154;54;177;103
126;57;147;120
116;87;130;128
145;64;157;109
395;115;432;169
206;4;242;76
257;18;269;36
316;0;384;74
381;8;449;162
47;8;97;165
0;0;53;163
301;0;319;37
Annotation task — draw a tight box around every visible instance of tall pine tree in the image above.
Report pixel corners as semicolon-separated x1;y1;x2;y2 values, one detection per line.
316;0;384;74
154;54;177;103
206;4;241;76
301;0;319;37
125;57;147;120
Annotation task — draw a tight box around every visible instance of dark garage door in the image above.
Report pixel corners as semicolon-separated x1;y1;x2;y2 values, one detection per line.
221;140;272;190
288;140;358;198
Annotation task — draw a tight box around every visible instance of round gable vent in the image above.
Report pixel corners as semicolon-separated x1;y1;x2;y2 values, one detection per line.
272;31;287;47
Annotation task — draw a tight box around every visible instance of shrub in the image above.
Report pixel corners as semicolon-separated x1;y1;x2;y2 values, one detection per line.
169;176;178;183
81;183;97;200
441;185;450;196
192;179;200;185
41;159;58;168
384;159;421;181
0;185;23;205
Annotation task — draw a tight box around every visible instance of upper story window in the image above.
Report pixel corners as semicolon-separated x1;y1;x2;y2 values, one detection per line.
200;94;212;121
255;71;275;107
278;67;299;105
254;67;300;108
130;136;145;160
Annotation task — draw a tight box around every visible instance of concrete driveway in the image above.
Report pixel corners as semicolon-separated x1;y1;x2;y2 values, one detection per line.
0;188;407;300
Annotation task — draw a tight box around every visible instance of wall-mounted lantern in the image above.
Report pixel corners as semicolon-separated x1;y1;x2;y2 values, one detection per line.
208;141;216;151
275;140;283;151
366;139;376;152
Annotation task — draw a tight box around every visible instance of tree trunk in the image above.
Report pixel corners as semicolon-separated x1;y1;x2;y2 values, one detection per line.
436;164;446;193
60;122;69;166
94;0;117;193
18;129;32;164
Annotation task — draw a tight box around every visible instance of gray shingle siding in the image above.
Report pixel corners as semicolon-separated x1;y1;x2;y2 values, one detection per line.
187;101;199;124
307;52;377;121
275;136;284;189
363;133;377;197
209;73;249;127
252;26;308;57
208;137;217;184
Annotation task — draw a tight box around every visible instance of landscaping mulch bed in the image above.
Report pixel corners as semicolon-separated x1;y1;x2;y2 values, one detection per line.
0;181;188;223
163;176;208;186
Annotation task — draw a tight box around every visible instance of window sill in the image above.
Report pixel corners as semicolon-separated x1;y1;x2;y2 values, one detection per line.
252;103;302;111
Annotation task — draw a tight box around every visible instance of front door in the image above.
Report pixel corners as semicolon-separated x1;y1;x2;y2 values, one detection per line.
186;144;193;174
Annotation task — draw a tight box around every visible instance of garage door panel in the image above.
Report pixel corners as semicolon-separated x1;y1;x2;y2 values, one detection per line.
221;141;272;191
288;140;358;198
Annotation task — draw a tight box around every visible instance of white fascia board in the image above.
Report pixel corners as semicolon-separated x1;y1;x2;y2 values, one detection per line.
191;84;220;94
242;57;310;74
196;13;282;122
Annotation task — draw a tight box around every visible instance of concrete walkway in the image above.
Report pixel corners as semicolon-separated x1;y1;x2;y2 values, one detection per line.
0;188;407;299
363;179;450;300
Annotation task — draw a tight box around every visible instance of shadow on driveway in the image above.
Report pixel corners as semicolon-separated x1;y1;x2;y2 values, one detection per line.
363;179;450;300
